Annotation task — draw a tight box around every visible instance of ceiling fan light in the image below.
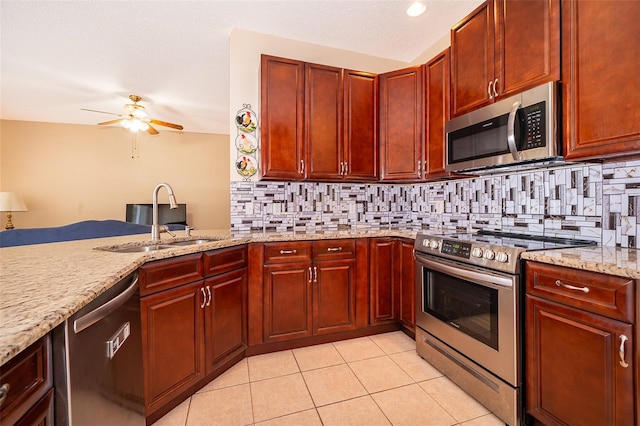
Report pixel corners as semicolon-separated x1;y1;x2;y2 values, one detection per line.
407;1;427;17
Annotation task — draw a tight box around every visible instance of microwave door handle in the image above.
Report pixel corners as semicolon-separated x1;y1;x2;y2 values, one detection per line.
507;101;523;161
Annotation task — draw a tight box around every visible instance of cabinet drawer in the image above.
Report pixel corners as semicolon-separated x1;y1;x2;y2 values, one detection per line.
525;261;635;322
139;253;203;296
0;335;52;425
313;239;356;260
204;245;247;277
264;241;312;264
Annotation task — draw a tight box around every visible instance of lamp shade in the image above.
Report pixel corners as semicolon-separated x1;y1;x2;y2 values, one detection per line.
0;192;28;212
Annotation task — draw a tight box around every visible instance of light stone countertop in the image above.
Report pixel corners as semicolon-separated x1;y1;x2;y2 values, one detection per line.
0;228;419;366
2;227;638;366
521;245;640;279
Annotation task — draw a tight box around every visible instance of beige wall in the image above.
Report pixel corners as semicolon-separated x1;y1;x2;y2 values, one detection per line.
0;119;230;229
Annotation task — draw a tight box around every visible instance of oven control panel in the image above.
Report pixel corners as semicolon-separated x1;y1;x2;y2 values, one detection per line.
415;234;522;274
440;240;471;258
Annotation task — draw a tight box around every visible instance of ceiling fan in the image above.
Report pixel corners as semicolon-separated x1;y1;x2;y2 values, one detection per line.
82;95;184;135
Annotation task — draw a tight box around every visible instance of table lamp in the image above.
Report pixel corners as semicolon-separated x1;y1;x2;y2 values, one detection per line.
0;192;28;229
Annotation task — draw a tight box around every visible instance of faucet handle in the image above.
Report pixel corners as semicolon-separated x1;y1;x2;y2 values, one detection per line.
158;225;176;238
184;225;195;237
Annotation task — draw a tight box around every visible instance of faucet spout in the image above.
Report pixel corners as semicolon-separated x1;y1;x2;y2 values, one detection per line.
151;182;178;242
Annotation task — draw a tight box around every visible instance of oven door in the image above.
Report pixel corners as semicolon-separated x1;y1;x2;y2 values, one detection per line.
414;252;519;387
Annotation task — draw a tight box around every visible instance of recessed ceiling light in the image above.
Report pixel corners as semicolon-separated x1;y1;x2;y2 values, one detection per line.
407;1;427;17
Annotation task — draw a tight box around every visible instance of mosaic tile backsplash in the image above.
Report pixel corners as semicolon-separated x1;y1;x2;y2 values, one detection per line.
230;158;640;248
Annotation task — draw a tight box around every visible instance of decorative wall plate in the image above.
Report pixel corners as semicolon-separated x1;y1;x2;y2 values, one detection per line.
235;109;257;133
235;133;257;154
235;155;258;178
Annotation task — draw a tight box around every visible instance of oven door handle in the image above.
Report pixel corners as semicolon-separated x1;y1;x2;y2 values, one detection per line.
416;254;514;288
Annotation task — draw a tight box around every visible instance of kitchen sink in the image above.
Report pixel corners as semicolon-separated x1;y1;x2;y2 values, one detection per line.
98;244;175;253
162;238;223;246
96;237;225;253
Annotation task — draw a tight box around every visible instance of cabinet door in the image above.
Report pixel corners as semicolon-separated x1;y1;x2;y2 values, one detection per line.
451;1;494;117
397;239;415;334
204;268;247;374
141;281;205;415
260;55;305;179
313;259;356;334
379;66;424;181
305;63;343;180
496;0;559;98
562;0;640;160
424;48;450;178
526;295;635;426
343;70;378;181
369;238;396;324
263;263;313;342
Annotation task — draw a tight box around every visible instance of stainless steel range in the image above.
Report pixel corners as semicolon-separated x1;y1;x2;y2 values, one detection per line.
414;230;595;426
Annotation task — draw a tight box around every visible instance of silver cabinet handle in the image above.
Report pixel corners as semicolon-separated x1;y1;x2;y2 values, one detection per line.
327;247;342;252
555;280;590;293
206;286;212;307
279;249;297;255
0;383;9;406
619;335;629;368
308;267;313;283
200;287;207;309
493;78;499;97
313;266;318;283
300;159;305;175
488;80;494;99
344;162;348;175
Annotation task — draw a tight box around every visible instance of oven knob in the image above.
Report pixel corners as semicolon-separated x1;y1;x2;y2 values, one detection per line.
429;240;440;250
495;251;509;263
483;249;496;260
471;247;483;258
422;239;431;248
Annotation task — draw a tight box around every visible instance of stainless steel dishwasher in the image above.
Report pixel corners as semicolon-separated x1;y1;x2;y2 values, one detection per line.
53;272;145;425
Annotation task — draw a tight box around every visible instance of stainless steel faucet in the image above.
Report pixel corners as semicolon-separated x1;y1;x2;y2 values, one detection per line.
151;182;178;242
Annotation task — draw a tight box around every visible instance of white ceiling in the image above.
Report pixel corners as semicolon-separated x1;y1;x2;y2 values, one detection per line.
0;0;482;135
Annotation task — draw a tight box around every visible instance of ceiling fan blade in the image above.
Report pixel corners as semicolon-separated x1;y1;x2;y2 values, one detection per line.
146;123;159;135
98;118;125;126
81;108;122;116
149;118;184;130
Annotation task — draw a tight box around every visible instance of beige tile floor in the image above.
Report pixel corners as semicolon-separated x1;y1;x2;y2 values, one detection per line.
154;331;505;426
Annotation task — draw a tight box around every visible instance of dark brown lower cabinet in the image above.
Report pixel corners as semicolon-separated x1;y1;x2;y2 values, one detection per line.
369;237;415;334
525;261;637;426
397;238;416;334
141;246;248;422
261;240;358;343
263;260;314;342
204;267;247;373
369;238;396;324
141;281;206;416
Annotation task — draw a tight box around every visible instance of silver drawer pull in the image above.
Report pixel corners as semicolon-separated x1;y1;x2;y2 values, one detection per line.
619;335;629;368
200;287;207;309
0;383;10;406
327;247;342;252
555;280;589;293
280;249;297;255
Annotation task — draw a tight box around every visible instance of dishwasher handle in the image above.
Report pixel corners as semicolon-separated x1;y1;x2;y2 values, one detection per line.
74;274;139;334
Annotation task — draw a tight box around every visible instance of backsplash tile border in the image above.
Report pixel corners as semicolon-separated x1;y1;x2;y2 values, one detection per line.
230;159;640;249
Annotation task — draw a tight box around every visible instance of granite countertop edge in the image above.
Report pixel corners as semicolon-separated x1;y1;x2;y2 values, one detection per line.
0;228;418;365
2;228;638;366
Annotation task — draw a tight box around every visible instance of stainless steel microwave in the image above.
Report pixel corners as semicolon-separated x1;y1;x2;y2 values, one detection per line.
445;82;559;172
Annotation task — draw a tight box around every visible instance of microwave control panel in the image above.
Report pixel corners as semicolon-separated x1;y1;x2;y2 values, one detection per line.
523;102;546;150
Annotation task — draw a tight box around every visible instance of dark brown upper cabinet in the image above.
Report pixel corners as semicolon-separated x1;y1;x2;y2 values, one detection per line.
451;0;560;117
260;55;378;181
562;0;640;161
379;66;424;181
